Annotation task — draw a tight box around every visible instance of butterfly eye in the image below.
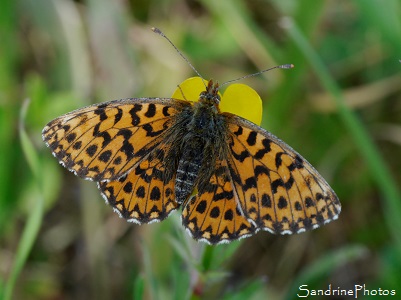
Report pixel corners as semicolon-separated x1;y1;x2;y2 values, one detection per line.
213;94;221;105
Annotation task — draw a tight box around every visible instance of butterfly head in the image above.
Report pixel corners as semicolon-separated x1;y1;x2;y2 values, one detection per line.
199;80;221;107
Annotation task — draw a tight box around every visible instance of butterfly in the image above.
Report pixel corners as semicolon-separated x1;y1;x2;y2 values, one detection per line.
42;75;341;245
42;28;340;245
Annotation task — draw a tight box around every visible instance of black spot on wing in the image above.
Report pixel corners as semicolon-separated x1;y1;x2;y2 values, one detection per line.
93;123;101;136
123;182;133;193
277;196;288;209
129;104;142;126
229;139;250;162
261;194;272;207
196;200;207;214
145;103;156;118
121;141;134;160
66;133;76;143
62;124;71;132
210;207;220;218
303;218;313;230
305;197;314;208
94;107;107;121
255;165;269;177
224;209;233;220
114;107;123;125
73;141;82;150
288;155;304;171
142;123;166;137
244;177;257;191
271;178;284;194
284;176;294;190
273;221;283;233
113;156;122;165
98;131;112;148
233;126;243;136
213;190;234;201
150;186;161;200
162;106;170;117
117;128;133;140
98;150;112;162
254;138;271;160
246;131;257;146
86;144;98;157
136;186;145;198
275;152;284;168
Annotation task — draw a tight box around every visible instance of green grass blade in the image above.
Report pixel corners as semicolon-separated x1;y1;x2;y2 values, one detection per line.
284;19;401;253
285;245;368;300
3;99;44;300
133;273;145;300
355;0;401;51
141;239;159;300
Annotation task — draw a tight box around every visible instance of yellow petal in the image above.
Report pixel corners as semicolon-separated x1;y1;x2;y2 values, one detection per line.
172;77;262;125
220;83;262;125
171;77;209;102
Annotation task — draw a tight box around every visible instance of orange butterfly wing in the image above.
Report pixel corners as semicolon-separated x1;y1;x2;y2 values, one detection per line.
182;113;340;244
98;142;178;224
42;98;190;181
182;158;257;244
224;115;341;235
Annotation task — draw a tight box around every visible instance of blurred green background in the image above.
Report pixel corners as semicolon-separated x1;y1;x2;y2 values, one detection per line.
1;0;401;299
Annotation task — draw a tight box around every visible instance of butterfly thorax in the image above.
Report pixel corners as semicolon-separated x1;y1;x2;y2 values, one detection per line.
174;80;227;205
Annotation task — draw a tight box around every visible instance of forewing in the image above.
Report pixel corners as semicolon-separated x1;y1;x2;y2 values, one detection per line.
182;158;257;245
42;98;190;181
225;115;341;235
98;143;178;223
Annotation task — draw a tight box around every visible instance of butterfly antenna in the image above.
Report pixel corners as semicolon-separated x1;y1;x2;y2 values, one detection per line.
221;64;294;87
152;27;206;88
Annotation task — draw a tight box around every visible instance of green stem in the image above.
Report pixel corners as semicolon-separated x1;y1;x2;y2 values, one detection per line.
285;20;401;252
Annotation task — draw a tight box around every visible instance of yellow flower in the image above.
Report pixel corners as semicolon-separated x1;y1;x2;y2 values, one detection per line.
172;77;262;125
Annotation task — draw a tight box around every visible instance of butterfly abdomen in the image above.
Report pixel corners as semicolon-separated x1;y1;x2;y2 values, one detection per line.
174;102;224;204
175;138;204;204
